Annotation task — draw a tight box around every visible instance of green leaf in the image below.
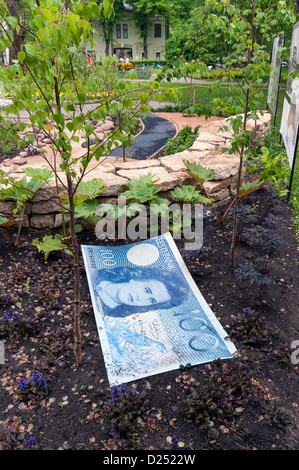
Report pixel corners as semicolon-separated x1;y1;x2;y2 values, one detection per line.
121;174;160;203
6;16;18;30
24;44;35;56
85;121;94;136
74;198;98;219
18;50;26;63
95;202;118;219
18;177;47;200
183;160;214;184
232;176;266;198
0;216;21;228
24;167;53;180
34;14;49;29
32;234;72;260
76;178;106;199
172;185;212;205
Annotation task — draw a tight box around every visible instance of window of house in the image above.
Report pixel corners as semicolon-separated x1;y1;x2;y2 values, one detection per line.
116;24;121;38
123;24;128;38
156;52;161;60
154;24;162;38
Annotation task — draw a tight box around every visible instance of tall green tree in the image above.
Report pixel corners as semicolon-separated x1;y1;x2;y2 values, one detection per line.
127;0;170;59
205;0;295;267
5;0;37;64
166;2;227;63
95;0;124;57
0;0;181;366
166;0;296;63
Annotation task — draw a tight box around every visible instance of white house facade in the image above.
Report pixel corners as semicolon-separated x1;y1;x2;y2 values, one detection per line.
89;13;168;62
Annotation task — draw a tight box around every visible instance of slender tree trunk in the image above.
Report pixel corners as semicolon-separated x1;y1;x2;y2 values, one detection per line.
105;39;110;57
230;0;256;268
144;37;148;60
143;24;148;60
67;176;82;366
15;205;25;247
6;0;23;64
111;38;114;56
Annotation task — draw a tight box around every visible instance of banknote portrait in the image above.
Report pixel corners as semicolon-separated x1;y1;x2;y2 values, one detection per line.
82;234;236;386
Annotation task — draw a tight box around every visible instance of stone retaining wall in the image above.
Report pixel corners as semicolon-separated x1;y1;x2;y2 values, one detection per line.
0;112;271;229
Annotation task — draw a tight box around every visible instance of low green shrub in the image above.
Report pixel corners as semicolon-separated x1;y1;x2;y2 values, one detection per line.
131;59;168;68
164;125;200;155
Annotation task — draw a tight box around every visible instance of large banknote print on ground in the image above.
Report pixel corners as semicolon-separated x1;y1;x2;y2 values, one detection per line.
82;233;236;386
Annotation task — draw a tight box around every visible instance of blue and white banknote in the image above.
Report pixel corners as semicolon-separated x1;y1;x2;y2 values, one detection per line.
81;233;236;386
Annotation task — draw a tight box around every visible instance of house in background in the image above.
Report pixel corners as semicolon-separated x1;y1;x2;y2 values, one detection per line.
89;3;168;62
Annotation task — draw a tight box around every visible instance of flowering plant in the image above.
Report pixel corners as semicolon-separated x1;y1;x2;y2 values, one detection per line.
118;62;134;71
18;370;48;401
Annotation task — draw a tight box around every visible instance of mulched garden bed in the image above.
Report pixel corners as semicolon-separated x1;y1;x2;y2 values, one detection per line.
0;184;298;451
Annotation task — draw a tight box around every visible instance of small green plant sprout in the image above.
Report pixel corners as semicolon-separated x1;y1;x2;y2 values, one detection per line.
172;185;212;205
231;175;267;199
254;147;290;197
96;201;144;239
0;167;53;246
0;216;22;245
71;178;107;230
216;175;266;225
183;160;214;184
121;173;160;203
32;234;73;261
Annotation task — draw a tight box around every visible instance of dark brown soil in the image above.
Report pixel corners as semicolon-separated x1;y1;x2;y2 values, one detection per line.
0;147;19;164
0;185;298;452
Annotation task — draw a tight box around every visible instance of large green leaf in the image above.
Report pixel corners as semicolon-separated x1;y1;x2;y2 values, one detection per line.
183;160;214;184
172;185;212;205
121;174;160;203
0;216;22;228
74;198;98;219
76;178;106;199
0;177;47;206
232;175;266;198
24;167;53;181
32;234;72;260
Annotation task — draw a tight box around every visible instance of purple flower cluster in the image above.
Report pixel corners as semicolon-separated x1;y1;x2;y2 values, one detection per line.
242;307;251;318
18;371;47;394
2;308;20;322
111;383;126;401
0;293;10;303
18;378;28;392
170;435;179;450
27;437;35;450
31;370;47;392
61;249;72;261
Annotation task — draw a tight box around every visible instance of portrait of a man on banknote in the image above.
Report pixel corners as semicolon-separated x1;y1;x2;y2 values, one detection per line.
93;266;189;317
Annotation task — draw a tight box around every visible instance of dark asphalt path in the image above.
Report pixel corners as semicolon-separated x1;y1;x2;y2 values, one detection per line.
111;113;176;160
